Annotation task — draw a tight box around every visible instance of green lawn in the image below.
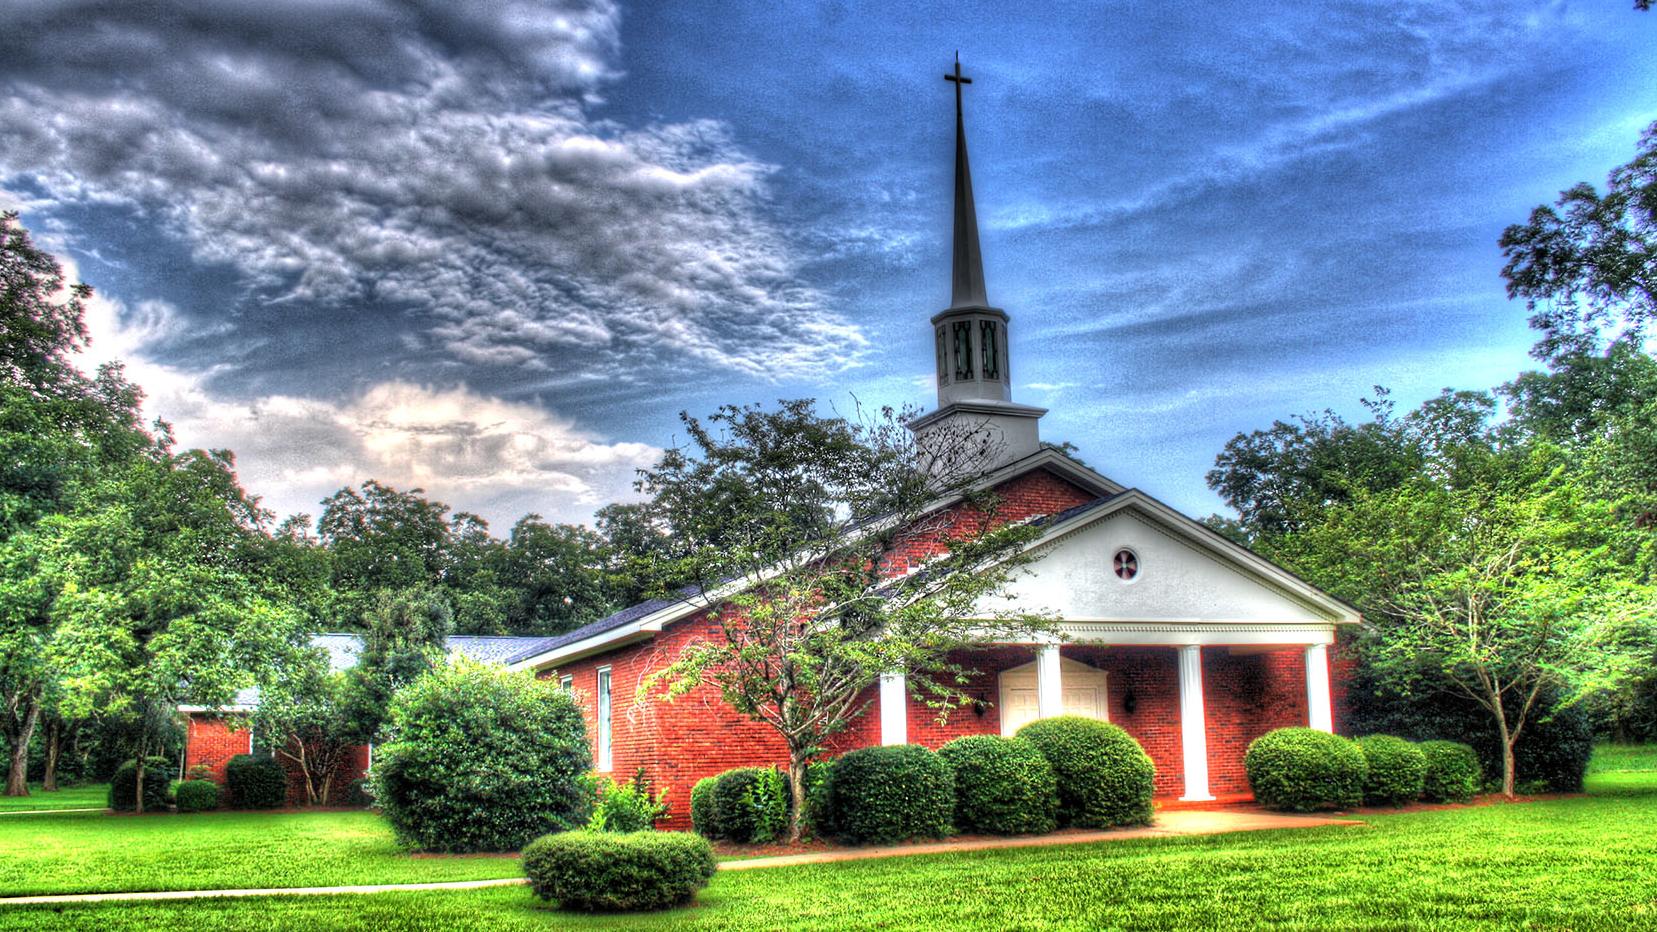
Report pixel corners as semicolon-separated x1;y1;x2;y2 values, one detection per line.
0;810;521;897
0;784;108;813
1;750;1654;930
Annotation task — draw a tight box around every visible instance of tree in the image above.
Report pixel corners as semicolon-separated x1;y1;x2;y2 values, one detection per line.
253;651;357;806
1292;462;1641;796
1500;121;1657;360
636;400;1056;841
336;587;452;746
498;516;613;635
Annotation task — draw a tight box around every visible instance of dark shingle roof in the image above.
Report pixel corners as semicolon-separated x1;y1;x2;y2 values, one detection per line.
502;593;693;664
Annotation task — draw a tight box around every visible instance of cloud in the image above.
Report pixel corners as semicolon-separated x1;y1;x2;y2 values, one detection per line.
0;0;865;382
74;290;659;528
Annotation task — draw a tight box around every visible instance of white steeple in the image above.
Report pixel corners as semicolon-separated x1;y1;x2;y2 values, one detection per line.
909;56;1046;473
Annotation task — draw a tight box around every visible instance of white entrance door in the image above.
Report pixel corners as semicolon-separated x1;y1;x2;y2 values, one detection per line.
1000;657;1108;735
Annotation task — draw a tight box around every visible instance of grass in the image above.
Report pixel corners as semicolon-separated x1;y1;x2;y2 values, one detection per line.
0;784;108;813
0;810;522;897
1;748;1654;930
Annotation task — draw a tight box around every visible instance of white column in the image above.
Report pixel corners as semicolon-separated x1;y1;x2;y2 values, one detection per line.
1177;644;1214;802
1035;643;1062;720
1305;643;1334;733
879;672;908;745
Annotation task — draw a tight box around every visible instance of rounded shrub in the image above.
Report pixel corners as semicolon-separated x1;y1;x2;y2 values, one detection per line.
937;735;1058;835
827;744;953;844
689;776;719;838
371;658;592;853
1419;740;1482;803
1245;727;1367;812
174;778;221;813
522;830;716;912
108;757;171;812
1355;735;1428;806
1016;716;1155;828
225;754;288;809
709;767;788;844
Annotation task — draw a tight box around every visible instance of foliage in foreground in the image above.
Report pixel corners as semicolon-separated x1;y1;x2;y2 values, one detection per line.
371;659;591;852
225;754;287;809
1419;739;1482;803
1245;727;1367;812
107;757;169;812
1017;716;1155;827
635;400;1057;841
520;830;716;912
937;734;1058;835
4;761;1655;929
587;772;669;833
1355;735;1428;806
827;744;955;844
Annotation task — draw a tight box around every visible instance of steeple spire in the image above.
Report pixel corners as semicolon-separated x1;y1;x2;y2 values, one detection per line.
911;55;1044;473
945;53;988;309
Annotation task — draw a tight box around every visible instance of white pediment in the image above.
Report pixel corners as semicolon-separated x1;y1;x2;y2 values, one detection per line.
990;505;1340;624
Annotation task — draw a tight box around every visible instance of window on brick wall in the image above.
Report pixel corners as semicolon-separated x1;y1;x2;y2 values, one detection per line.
559;674;573;691
596;667;613;771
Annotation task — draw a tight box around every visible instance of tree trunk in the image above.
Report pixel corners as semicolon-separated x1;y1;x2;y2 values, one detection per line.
134;735;147;814
42;720;60;792
786;749;809;844
4;699;40;797
1493;705;1516;799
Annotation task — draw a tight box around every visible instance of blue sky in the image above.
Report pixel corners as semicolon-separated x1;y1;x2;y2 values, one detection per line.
2;1;1653;528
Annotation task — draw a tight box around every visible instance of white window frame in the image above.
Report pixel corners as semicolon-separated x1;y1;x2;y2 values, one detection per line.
596;666;613;771
559;675;573;691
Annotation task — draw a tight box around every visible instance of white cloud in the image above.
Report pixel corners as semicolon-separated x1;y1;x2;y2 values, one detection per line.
75;292;659;528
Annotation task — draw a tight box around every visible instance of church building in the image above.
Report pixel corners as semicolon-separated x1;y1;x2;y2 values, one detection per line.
181;62;1358;820
502;62;1361;826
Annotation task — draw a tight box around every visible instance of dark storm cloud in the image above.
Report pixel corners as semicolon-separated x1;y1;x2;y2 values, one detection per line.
0;0;864;381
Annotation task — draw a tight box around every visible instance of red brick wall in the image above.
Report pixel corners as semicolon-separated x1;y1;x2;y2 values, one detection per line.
184;714;369;806
184;714;254;781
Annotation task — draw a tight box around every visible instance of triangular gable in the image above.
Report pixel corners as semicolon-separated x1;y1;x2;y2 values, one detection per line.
990;491;1359;625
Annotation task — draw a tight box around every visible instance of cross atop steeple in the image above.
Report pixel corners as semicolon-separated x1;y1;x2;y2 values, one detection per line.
944;53;987;310
945;52;972;107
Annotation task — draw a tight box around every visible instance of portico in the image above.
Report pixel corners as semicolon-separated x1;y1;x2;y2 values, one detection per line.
876;626;1339;802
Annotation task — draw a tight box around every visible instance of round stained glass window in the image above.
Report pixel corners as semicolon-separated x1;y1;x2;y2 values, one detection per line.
1113;548;1139;581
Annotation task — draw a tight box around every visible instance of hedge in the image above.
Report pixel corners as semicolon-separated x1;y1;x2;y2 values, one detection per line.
371;658;592;852
1245;727;1367;811
174;779;221;813
1346;670;1592;792
1419;740;1482;803
802;759;835;838
689;776;719;838
1355;735;1428;806
828;744;954;844
225;754;288;809
522;830;716;912
1017;716;1155;828
108;757;171;812
708;767;789;844
937;735;1057;835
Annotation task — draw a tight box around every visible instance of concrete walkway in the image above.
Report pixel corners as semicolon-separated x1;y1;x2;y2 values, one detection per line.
0;807;105;817
0;809;1358;906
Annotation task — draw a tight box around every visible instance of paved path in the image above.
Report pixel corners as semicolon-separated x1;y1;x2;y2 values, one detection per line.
0;809;1358;906
0;807;105;817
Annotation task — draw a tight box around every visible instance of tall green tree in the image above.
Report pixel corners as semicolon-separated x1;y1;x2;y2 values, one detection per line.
636;400;1056;841
1500;121;1657;360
